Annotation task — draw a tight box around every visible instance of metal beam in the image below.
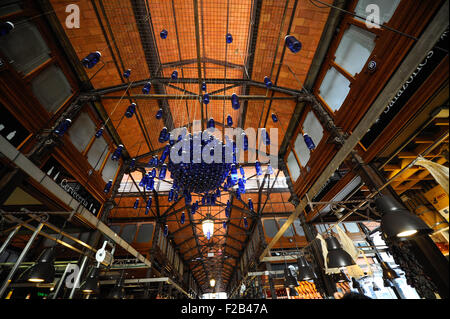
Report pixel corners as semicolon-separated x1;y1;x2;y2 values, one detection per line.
96;94;297;101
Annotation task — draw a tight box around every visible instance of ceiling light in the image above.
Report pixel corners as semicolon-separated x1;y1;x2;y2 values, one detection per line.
297;256;317;281
26;248;55;283
210;278;216;288
202;219;214;240
375;195;432;239
380;261;399;280
325;235;355;268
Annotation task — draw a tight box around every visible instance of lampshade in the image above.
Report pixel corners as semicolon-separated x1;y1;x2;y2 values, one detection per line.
297;256;317;281
351;277;361;289
380;261;399;280
210;278;216;287
326;236;355;268
26;248;55;283
334;270;350;283
202;219;214;239
108;277;125;299
375;195;432;239
284;267;299;288
81;267;100;294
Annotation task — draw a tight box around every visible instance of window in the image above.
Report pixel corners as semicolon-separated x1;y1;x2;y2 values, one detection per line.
303;111;324;147
263;219;278;238
121;224;137;243
68;112;96;152
334;25;377;76
101;155;119;182
136;223;154;243
31;64;73;113
294;133;310;167
278;218;295;237
293;219;305;236
287;151;300;182
354;0;401;25
0;20;51;74
318;67;351;112
87;137;109;171
344;222;360;233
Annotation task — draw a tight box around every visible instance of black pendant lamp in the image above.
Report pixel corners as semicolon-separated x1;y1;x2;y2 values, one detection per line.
297;256;317;281
326;235;355;268
334;270;350;283
380;261;399;280
108;276;125;299
26;248;55;283
289;287;299;297
81;267;100;294
375;195;432;239
284;267;299;288
351;277;361;289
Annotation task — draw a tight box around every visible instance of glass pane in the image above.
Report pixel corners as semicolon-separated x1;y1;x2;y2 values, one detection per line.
263;219;279;238
68;112;96;152
287;151;300;182
293;219;305;236
0;2;22;16
136;224;154;243
294;133;310;167
0;20;51;74
102;156;119;182
87;137;108;171
121;224;137;243
303;111;324;147
354;0;401;25
319;67;351;112
335;25;376;76
344;222;360;233
278;218;295;237
31;64;72;113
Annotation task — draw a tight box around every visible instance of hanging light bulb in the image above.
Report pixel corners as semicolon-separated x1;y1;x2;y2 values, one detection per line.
201;82;207;91
0;21;14;36
160;29;168;39
203;93;210;105
326;235;355;268
125;103;136;118
180;211;185;224
202;219;214;238
95;126;104;138
227;115;233;127
334;270;350;283
142;82;152;94
111;144;124;161
133;198;139;209
123;69;131;79
375;195;432;239
53;118;72;136
231;93;240;110
104;180;113;193
82;51;102;68
303;133;316;150
156;108;163;120
171;70;178;80
26;248;55;283
285;35;302;53
380;261;399;280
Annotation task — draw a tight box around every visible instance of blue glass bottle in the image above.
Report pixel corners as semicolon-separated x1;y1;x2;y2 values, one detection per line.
225;206;230;218
240;166;245;177
133;198;139;209
142;82;151;94
145;207;150;215
226;33;233;44
271;113;278;123
227;115;233;127
54;118;71;136
95;127;104;138
201;82;207;91
243;134;249;151
129;158;136;170
159;164;167;179
231;93;240;110
168;188;174;202
111;144;124;161
146;177;154;191
207;117;215;129
123;69;131;79
268;164;274;175
171;70;178;80
125;103;136;118
191;204;196;215
104;180;113;193
82;51;101;69
264;76;271;85
248;198;254;212
285;35;302;53
223;221;227;230
236;188;241;199
180;211;185;224
303;133;316;150
0;21;14;36
206;230;211;240
243;217;248;228
146;196;152;208
230;164;238;183
156;108;163;120
151;168;157;178
158;127;168;143
255;160;262;176
160;29;168;39
164;224;169;237
203;93;210;105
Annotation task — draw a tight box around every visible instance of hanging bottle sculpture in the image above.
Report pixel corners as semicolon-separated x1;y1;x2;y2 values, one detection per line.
180;211;185;224
82;51;101;69
160;29;168;39
201;82;207;91
158;127;168;143
125;103;136;118
54;119;71;136
207;117;215;129
285;35;302;53
243;217;248;228
226;115;233;127
255;160;262;176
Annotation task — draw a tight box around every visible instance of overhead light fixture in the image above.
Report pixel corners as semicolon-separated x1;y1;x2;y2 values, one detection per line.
375;195;432;239
26;248;55;283
296;256;317;281
202;218;214;240
284;267;299;288
380;261;399;280
81;267;100;294
210;278;216;288
325;235;355;268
